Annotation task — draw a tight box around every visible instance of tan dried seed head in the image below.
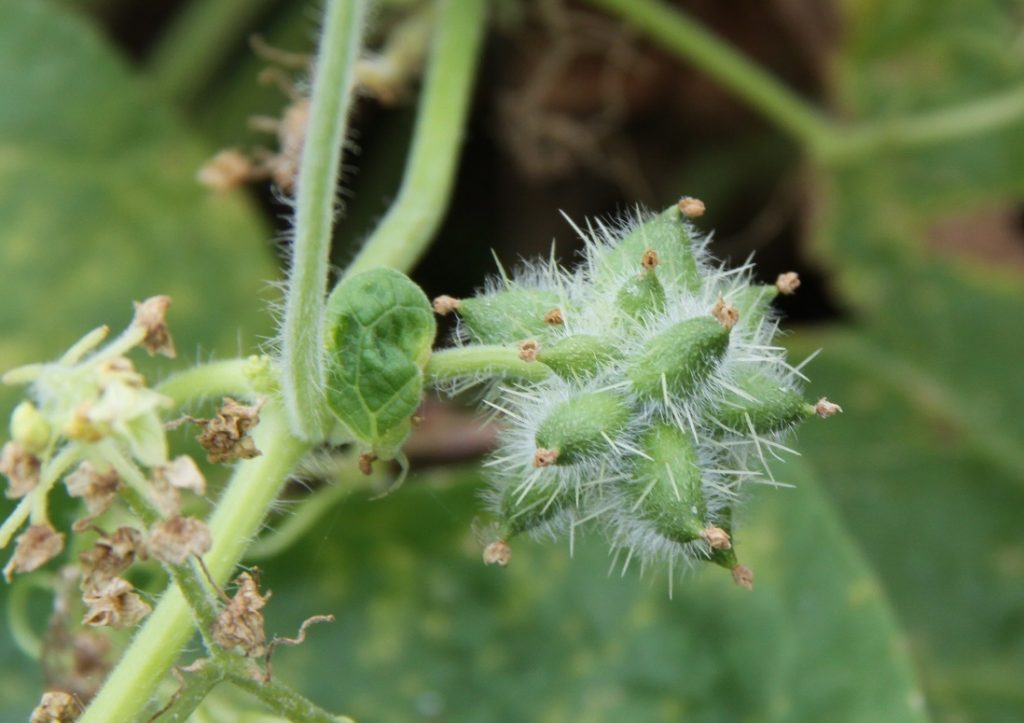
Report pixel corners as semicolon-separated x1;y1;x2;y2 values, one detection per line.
543;307;564;325
30;691;81;723
700;525;732;550
482;540;511;567
732;564;754;591
677;196;706;218
775;271;801;295
518;340;540;363
641;248;659;270
82;577;151;629
814;398;843;418
194;397;264;464
711;295;740;331
532;448;559;468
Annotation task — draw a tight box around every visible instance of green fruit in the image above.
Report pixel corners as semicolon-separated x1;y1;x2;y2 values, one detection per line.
628;317;730;400
624;424;706;543
498;476;569;538
594;207;701;293
457;289;561;345
537;335;619;380
617;268;666;318
535;392;631;465
714;371;811;434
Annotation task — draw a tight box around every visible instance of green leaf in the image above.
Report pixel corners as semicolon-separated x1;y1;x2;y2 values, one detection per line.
254;463;928;723
0;1;276;717
324;268;436;458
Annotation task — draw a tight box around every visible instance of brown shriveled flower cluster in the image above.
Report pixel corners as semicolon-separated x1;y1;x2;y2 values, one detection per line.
147;516;212;565
191;398;264;464
65;462;120;531
211;571;271;658
79;527;151;630
4;524;64;581
1;440;40;498
30;691;81;723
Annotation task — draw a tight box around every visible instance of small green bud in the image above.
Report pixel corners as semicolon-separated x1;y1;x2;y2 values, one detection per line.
457;289;561;345
596;207;701;293
730;284;778;331
10;402;50;454
628;317;730;400
714;371;810;434
624;424;706;543
499;477;569;539
617;268;666;318
535;392;631;465
537;335;619;379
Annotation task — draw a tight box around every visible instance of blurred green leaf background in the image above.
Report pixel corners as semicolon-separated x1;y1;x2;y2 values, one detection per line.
1;0;1022;721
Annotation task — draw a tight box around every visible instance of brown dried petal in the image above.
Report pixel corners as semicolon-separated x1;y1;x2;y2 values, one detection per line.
1;440;40;499
132;295;176;358
700;525;732;550
814;397;843;418
543;307;564;325
212;572;270;657
80;527;145;594
641;248;659;270
195;398;263;464
532;448;559;468
30;691;81;723
155;455;206;495
82;577;151;629
4;524;64;581
148;516;212;565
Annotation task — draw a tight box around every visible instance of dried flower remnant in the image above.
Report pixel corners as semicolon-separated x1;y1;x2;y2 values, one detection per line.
775;271;801;295
82;577;151;629
30;691;81;723
518;340;540;362
79;527;145;594
148;516;212;565
4;524;64;581
641;248;659;270
132;295;176;358
197;148;257;191
154;455;206;495
65;462;120;527
194;398;264;464
212;572;271;657
700;525;732;550
544;307;565;325
532;448;559;468
710;295;740;330
1;441;40;499
677;196;706;218
731;564;754;591
814;398;843;418
358;452;377;476
482;540;511;566
432;295;461;315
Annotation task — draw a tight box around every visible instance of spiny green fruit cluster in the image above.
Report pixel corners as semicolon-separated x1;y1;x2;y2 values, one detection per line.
434;200;839;589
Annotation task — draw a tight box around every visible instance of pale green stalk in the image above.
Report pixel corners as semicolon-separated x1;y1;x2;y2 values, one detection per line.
342;0;487;277
155;358;252;406
426;345;554;384
281;0;368;441
81;403;312;723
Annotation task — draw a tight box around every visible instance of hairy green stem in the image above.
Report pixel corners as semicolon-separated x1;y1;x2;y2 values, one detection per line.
155;358;253;407
148;662;226;723
341;0;487;277
148;0;276;104
81;403;311;723
281;0;368;441
584;0;833;155
225;657;350;723
426;346;554;384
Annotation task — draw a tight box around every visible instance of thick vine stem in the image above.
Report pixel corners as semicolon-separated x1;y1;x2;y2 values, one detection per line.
281;0;368;442
341;0;488;277
81;403;312;723
583;0;834;155
426;345;554;384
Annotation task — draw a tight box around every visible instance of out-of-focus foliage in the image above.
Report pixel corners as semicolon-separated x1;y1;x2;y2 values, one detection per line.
1;0;1022;721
